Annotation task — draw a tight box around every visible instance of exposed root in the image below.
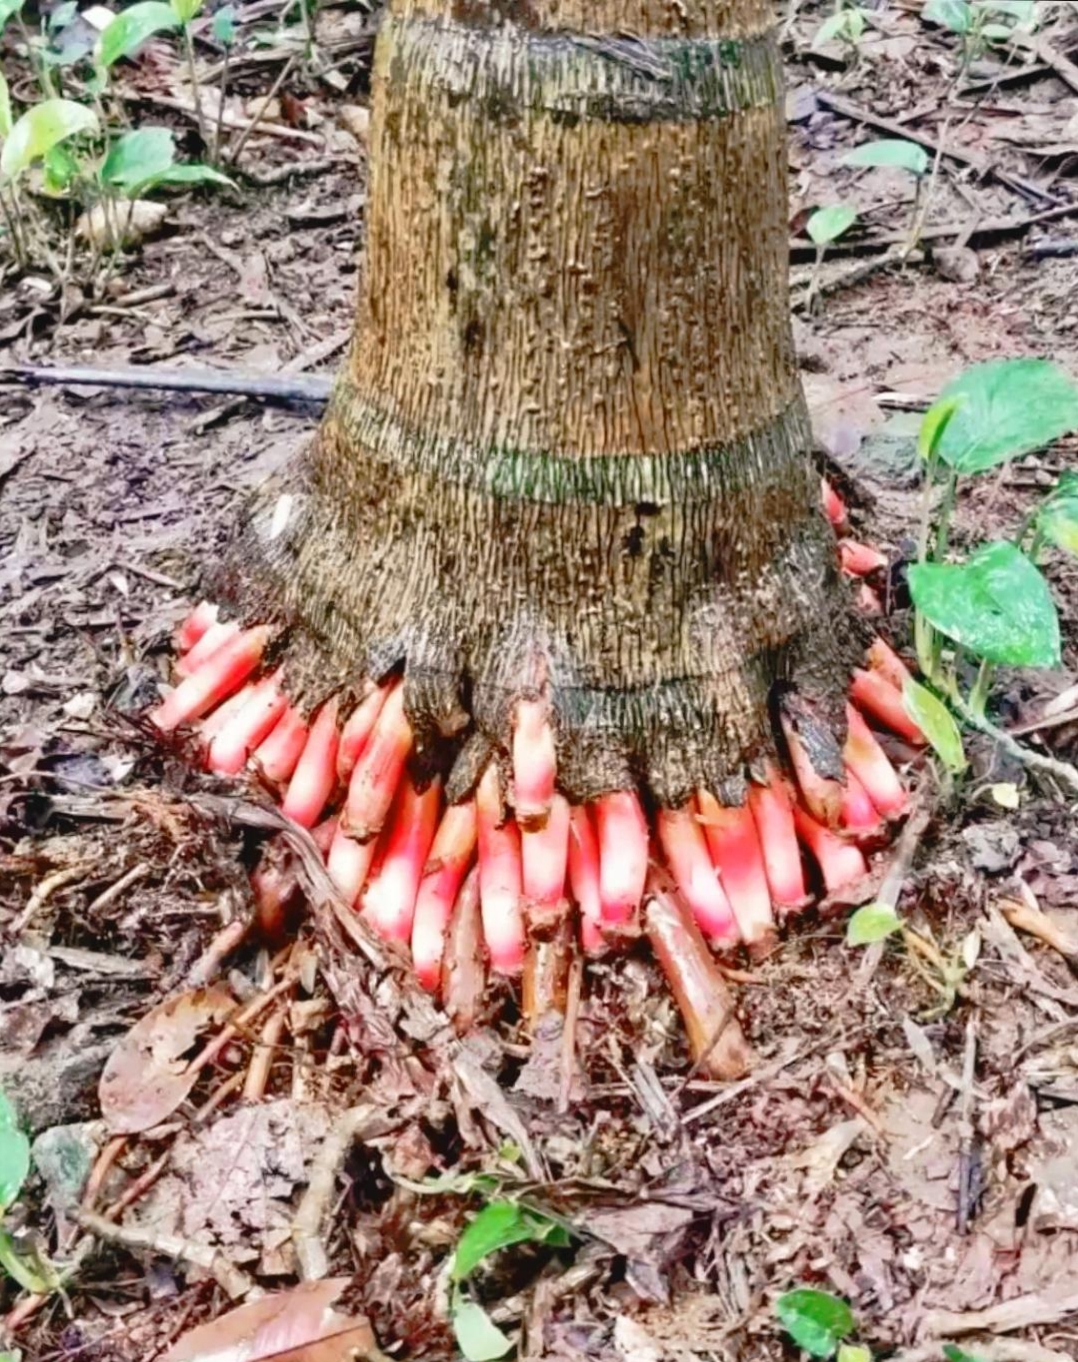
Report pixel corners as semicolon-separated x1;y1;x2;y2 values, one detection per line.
148;484;925;1069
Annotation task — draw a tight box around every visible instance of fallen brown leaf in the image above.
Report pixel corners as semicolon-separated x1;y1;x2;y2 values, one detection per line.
98;985;236;1133
163;1278;380;1362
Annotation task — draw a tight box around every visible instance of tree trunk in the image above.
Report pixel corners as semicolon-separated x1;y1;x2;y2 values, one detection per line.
223;0;860;806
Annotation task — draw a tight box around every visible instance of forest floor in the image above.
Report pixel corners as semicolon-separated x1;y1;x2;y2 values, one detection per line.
3;1;1078;1360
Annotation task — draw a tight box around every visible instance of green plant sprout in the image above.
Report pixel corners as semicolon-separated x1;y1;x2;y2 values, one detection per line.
812;1;868;61
805;203;859;311
450;1200;574;1361
841;137;937;255
846;902;980;1015
775;1288;989;1360
906;359;1078;795
923;0;1040;73
0;1087;60;1298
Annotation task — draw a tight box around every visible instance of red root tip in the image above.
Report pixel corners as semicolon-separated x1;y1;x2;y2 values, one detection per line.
697;793;776;957
844;704;909;819
281;697;341;829
176;600;219;655
476;766;526;975
595;790;648;928
207;671;286;775
337;684;390;782
792;804;869;895
412;800;478;991
342;683;411;841
522;792;570;927
326;824;378;906
839;540;888;578
747;769;810;913
252;706;309;787
175;619;239;679
866;637;914;692
513;698;556;830
658;805;739;948
822;479;849;532
362;776;441;943
568;806;605;956
839;767;885;839
850;668;925;746
151;626;270;734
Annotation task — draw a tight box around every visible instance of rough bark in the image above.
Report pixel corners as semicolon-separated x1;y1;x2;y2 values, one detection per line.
220;0;863;805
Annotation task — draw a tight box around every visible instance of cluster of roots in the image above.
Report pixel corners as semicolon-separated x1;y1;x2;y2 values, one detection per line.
150;481;923;1077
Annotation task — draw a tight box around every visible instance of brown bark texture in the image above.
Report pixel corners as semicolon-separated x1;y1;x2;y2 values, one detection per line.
221;0;862;806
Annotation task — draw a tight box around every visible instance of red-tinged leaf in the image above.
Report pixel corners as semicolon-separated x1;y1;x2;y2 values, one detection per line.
163;1279;378;1362
98;985;236;1134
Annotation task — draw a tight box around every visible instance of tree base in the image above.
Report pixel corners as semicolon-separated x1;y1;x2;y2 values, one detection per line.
147;482;922;1080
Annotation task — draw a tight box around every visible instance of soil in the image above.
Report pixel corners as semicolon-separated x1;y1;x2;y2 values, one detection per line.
2;3;1078;1361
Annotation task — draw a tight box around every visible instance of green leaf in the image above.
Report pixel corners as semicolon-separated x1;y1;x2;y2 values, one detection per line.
0;70;11;140
813;10;863;47
775;1289;856;1359
808;204;858;246
171;0;203;23
909;541;1061;668
923;0;973;31
0;0;23;31
903;679;967;773
1039;473;1078;556
843;138;930;177
95;1;179;68
212;4;236;44
918;396;962;463
0;98;98;179
42;141;80;193
134;161;236;192
453;1299;513;1362
49;0;79;30
846;902;902;947
978;0;1036;24
101;126;175;189
0;1231;54;1294
933;359;1078;474
943;1347;988;1362
837;1348;872;1362
981;20;1015;39
0;1091;30;1212
452;1201;565;1283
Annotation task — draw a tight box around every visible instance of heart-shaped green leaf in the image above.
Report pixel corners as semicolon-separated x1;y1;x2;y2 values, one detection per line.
808;204;858;246
903;679;967;773
923;0;973;31
451;1202;569;1283
1;98;98;179
843;138;929;177
0;0;24;31
212;4;236;44
933;359;1078;474
847;902;902;947
776;1289;856;1359
95;0;179;68
101;126;175;189
908;541;1061;668
135;161;236;192
170;0;203;24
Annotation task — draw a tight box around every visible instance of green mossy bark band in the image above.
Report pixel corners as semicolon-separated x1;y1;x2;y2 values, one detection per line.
328;379;811;506
382;14;781;123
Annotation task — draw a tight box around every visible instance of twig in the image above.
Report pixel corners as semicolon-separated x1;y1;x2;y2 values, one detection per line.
816;90;1061;204
557;953;584;1115
185;916;251;988
952;692;1078;794
86;862;152;913
74;1209;254;1299
292;1104;409;1281
793;247;920;310
1;363;333;405
227;55;300;165
243;1002;289;1101
955;1018;979;1234
9;863;91;936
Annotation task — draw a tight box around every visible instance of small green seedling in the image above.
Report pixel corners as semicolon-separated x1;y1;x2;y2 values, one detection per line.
924;0;1039;71
450;1200;573;1361
0;1086;57;1295
909;359;1078;755
842;139;933;253
813;2;869;60
804;203;858;309
776;1288;990;1360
